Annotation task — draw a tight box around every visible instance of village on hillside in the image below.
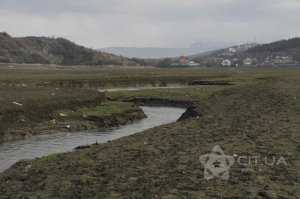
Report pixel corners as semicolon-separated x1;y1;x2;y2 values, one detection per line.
169;44;299;67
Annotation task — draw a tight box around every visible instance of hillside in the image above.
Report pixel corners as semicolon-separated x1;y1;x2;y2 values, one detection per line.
150;43;257;68
184;39;300;67
246;37;300;61
0;32;138;66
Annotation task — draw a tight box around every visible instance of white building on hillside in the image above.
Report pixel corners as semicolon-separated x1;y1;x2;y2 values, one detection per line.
243;58;253;66
229;48;237;53
188;61;200;66
221;59;232;67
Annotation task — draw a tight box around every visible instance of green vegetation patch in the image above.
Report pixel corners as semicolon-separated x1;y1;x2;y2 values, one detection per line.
109;85;233;102
0;88;105;142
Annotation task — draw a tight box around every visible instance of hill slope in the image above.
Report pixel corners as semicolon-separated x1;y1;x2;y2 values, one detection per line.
0;32;137;66
245;37;300;61
186;39;300;67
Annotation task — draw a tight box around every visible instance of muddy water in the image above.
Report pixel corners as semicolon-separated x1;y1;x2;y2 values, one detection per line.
0;106;185;172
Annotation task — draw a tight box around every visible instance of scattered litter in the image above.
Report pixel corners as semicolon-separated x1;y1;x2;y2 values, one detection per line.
12;102;23;106
50;119;56;124
59;113;68;117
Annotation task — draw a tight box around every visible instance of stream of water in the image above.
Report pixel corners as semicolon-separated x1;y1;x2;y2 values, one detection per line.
0;106;185;172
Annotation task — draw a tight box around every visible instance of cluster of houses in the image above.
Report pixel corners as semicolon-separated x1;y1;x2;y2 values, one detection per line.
170;55;257;67
221;55;297;67
219;45;257;67
221;57;255;67
168;44;298;67
171;56;200;67
263;56;296;65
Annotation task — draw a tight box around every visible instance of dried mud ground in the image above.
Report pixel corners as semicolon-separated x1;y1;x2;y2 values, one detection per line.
0;73;300;198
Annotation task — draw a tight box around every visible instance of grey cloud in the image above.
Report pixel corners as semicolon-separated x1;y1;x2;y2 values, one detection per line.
0;0;119;15
0;0;300;48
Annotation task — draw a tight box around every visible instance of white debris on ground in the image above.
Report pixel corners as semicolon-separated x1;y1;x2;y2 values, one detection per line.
12;101;23;106
50;119;56;124
59;113;68;117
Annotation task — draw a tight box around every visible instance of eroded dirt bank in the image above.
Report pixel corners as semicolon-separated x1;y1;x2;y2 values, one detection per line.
0;77;299;198
123;97;201;121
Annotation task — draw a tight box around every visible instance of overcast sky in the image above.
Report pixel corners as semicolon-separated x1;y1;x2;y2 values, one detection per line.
0;0;300;48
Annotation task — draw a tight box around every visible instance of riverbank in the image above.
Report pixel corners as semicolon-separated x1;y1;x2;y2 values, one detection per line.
0;99;146;143
0;106;185;172
0;67;235;143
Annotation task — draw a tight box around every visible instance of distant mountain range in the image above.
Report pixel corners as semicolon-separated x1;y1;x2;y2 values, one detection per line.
0;32;138;66
101;41;235;58
1;31;300;67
